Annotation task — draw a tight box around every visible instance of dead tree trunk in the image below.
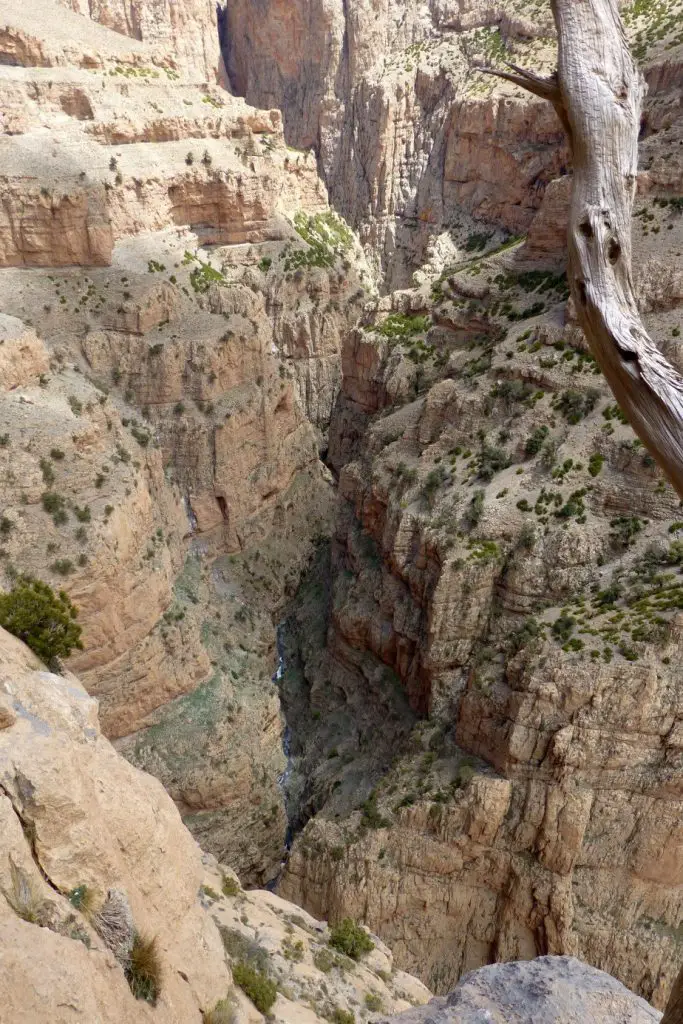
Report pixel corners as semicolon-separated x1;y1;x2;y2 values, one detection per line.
479;0;683;500
478;1;683;1016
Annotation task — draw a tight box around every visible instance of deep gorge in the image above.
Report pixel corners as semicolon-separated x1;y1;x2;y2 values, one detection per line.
2;0;683;1019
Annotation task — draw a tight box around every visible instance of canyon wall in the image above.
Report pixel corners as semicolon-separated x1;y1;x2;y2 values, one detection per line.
0;0;372;885
277;41;683;1009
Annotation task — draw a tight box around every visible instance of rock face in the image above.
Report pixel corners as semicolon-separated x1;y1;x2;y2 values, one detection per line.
0;626;231;1023
221;0;681;288
58;0;219;80
4;0;683;1015
383;956;662;1023
0;624;432;1023
0;0;372;884
220;0;568;286
277;46;683;1010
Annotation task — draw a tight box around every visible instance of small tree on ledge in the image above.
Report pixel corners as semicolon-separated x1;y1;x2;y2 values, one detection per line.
0;576;83;665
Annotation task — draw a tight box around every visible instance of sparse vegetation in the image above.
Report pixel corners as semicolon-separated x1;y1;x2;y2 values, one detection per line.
232;962;277;1014
221;875;240;897
125;932;162;1005
203;996;237;1024
6;859;48;924
364;992;384;1012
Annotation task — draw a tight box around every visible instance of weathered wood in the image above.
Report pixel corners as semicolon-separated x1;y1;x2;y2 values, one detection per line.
480;0;683;501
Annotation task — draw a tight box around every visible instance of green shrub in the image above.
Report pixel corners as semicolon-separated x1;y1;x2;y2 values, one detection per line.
477;443;510;481
467;490;485;528
361;792;391;829
125;932;162;1004
364;992;383;1012
422;466;448;505
524;426;549;457
509;616;542;654
454;764;475;788
40;458;56;485
554;388;599;424
330;1009;354;1024
232;962;276;1014
588;452;605;477
329;919;374;961
258;256;272;273
0;576;82;662
552;614;575;643
221;875;240;897
465;231;492;252
68;884;99;918
610;515;643;549
42;491;68;524
375;313;430;341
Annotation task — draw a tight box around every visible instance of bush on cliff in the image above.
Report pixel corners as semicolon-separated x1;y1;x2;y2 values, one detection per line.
328;919;375;961
232;961;277;1014
0;576;83;664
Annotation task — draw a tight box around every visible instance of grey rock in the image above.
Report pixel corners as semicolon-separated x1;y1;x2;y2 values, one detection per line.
381;957;662;1023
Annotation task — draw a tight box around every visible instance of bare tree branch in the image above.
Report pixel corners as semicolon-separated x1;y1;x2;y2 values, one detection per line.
479;0;683;501
472;61;562;105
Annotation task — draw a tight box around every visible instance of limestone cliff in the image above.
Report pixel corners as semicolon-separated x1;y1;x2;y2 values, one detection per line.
0;0;372;884
221;0;682;288
276;34;683;1011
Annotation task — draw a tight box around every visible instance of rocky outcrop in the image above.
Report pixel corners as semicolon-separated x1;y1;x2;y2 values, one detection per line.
0;624;433;1022
0;626;230;1023
56;0;219;80
383;957;661;1023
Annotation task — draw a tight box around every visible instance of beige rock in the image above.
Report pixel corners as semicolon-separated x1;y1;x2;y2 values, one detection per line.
0;315;50;388
57;0;220;81
0;626;231;1023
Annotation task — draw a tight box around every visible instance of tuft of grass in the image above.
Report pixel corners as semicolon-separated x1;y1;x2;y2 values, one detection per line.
200;885;221;902
328;919;374;961
331;1010;355;1024
6;859;48;924
232;961;277;1014
364;992;383;1012
125;932;162;1004
203;995;238;1024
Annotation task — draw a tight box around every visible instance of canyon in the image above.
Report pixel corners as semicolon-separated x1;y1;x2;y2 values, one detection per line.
1;0;683;1020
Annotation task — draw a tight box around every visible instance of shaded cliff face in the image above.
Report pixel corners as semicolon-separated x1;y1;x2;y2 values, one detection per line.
221;0;565;287
220;0;683;288
276;45;683;1009
0;0;373;885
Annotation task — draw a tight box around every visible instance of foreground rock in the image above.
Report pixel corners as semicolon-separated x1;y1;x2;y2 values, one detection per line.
384;956;662;1023
0;624;430;1022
